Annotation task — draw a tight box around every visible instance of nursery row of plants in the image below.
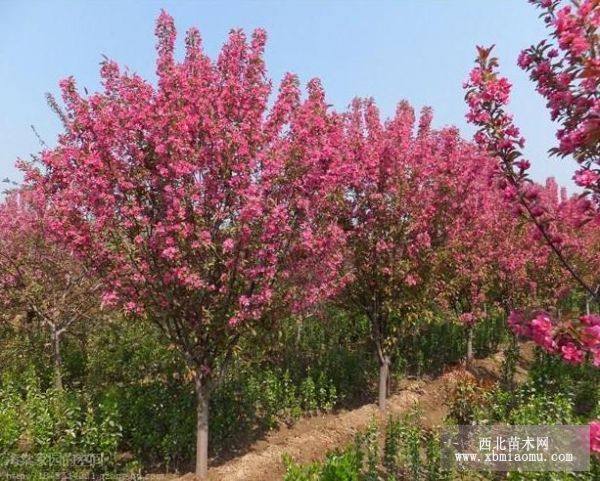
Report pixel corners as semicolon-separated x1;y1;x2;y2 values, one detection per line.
0;0;598;479
0;305;505;478
283;351;600;481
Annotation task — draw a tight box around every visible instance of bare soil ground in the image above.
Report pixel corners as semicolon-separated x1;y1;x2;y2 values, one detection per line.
165;344;533;481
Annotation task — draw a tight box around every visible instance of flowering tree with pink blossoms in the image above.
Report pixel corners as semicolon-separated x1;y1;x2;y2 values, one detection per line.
25;12;347;477
0;188;101;390
340;99;494;410
439;159;530;365
463;0;600;368
435;144;568;367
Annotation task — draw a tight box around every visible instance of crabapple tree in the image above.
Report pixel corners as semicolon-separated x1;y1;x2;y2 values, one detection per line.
439;157;526;365
25;12;347;477
0;188;101;390
339;99;493;410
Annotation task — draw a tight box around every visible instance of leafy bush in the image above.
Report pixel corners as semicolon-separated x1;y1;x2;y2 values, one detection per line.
0;366;123;480
282;454;321;481
283;445;362;481
446;373;489;425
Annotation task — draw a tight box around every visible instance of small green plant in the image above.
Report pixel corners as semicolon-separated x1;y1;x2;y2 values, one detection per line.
300;375;318;413
383;416;402;478
424;431;449;481
282;454;320;481
282;448;361;481
400;423;421;480
356;418;379;481
320;449;361;481
446;373;487;425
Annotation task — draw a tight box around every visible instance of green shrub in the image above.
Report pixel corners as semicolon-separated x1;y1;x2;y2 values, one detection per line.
282;444;362;481
0;366;123;480
282;454;321;481
383;416;402;476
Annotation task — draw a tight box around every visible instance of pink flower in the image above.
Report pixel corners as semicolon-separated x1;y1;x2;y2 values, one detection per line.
590;421;600;454
223;238;235;253
531;314;557;351
508;310;530;336
517;51;533;69
582;325;600;348
573;169;599;188
101;291;119;307
560;342;584;364
124;301;140;313
515;159;531;172
530;205;545;217
581;314;600;326
459;312;476;326
161;246;178;260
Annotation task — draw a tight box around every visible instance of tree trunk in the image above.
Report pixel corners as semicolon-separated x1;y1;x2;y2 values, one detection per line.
295;317;303;347
466;325;474;367
378;356;390;412
195;377;209;479
51;328;63;391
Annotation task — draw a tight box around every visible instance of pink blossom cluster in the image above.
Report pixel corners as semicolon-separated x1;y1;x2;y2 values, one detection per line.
519;0;599;200
0;188;98;338
509;310;600;366
591;420;600;454
0;189;56;305
0;191;41;308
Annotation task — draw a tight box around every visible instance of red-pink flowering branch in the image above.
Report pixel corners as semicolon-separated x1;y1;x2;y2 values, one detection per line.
520;0;599;199
464;45;598;301
464;1;600;369
509;310;600;366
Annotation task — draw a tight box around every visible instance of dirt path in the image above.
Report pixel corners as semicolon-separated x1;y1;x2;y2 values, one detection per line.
173;345;533;481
